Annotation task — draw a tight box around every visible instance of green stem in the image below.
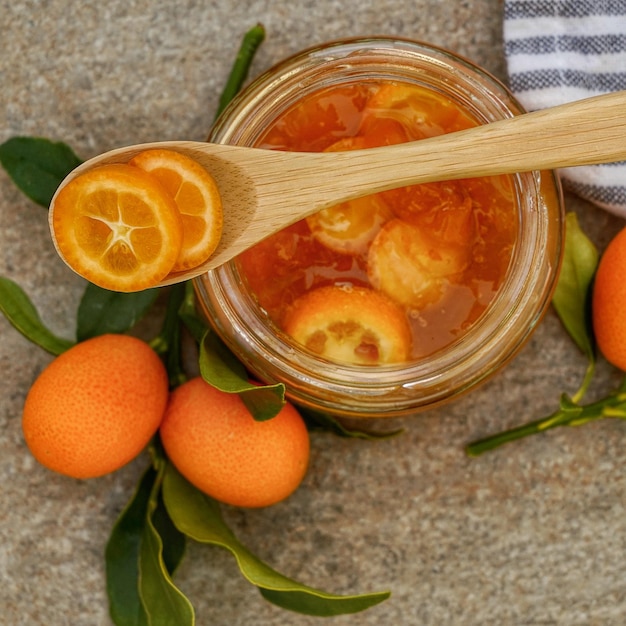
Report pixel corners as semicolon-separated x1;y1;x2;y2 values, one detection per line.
466;409;564;456
571;358;596;404
214;24;266;121
149;284;187;388
466;382;626;457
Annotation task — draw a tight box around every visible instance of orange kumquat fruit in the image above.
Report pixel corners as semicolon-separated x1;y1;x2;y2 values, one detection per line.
51;163;183;292
283;284;412;365
129;148;223;273
160;377;310;508
22;334;169;479
592;225;626;371
50;149;223;292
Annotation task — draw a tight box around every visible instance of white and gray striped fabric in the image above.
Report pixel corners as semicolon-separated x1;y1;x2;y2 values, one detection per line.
503;0;626;216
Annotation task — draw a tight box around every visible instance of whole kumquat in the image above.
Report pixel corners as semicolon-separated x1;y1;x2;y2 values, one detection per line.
22;334;169;479
592;225;626;371
160;376;310;508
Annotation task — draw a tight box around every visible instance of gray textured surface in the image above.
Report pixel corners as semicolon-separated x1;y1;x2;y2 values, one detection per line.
2;1;626;625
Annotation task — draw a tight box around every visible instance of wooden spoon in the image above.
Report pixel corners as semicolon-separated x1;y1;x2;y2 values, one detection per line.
50;90;626;285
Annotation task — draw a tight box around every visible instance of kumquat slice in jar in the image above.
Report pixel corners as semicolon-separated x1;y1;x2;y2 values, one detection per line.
306;194;393;256
283;284;412;365
362;82;476;139
306;137;393;255
367;218;470;309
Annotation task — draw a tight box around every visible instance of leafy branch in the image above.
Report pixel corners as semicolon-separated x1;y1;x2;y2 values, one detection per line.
466;212;625;456
0;24;392;624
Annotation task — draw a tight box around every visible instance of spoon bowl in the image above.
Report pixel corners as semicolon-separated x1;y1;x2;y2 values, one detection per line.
49;90;626;286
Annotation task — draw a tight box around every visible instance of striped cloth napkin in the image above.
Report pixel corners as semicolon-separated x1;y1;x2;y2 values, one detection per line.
503;0;626;216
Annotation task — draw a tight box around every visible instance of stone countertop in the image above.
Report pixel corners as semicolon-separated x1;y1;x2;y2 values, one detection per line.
2;1;626;625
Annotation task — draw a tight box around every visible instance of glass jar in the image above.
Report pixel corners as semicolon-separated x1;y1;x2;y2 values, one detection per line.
194;37;564;418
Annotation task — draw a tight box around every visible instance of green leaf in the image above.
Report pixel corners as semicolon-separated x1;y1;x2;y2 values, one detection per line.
106;454;190;626
77;283;160;341
162;463;390;617
139;463;195;626
198;329;249;384
178;282;209;344
552;212;599;359
257;586;388;616
0;136;82;207
152;490;187;577
199;331;286;421
106;465;156;626
0;276;74;354
156;284;187;388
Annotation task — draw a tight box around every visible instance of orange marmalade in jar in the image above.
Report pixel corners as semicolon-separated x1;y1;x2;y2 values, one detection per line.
237;81;517;365
195;38;563;417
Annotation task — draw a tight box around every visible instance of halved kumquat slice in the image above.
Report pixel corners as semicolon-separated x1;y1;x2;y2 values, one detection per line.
129;148;223;272
307;194;393;256
368;219;469;308
51;163;183;292
283;284;411;365
306;138;393;255
364;83;476;138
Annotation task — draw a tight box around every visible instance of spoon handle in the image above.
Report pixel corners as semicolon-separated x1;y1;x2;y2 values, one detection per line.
298;89;626;206
182;90;626;275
